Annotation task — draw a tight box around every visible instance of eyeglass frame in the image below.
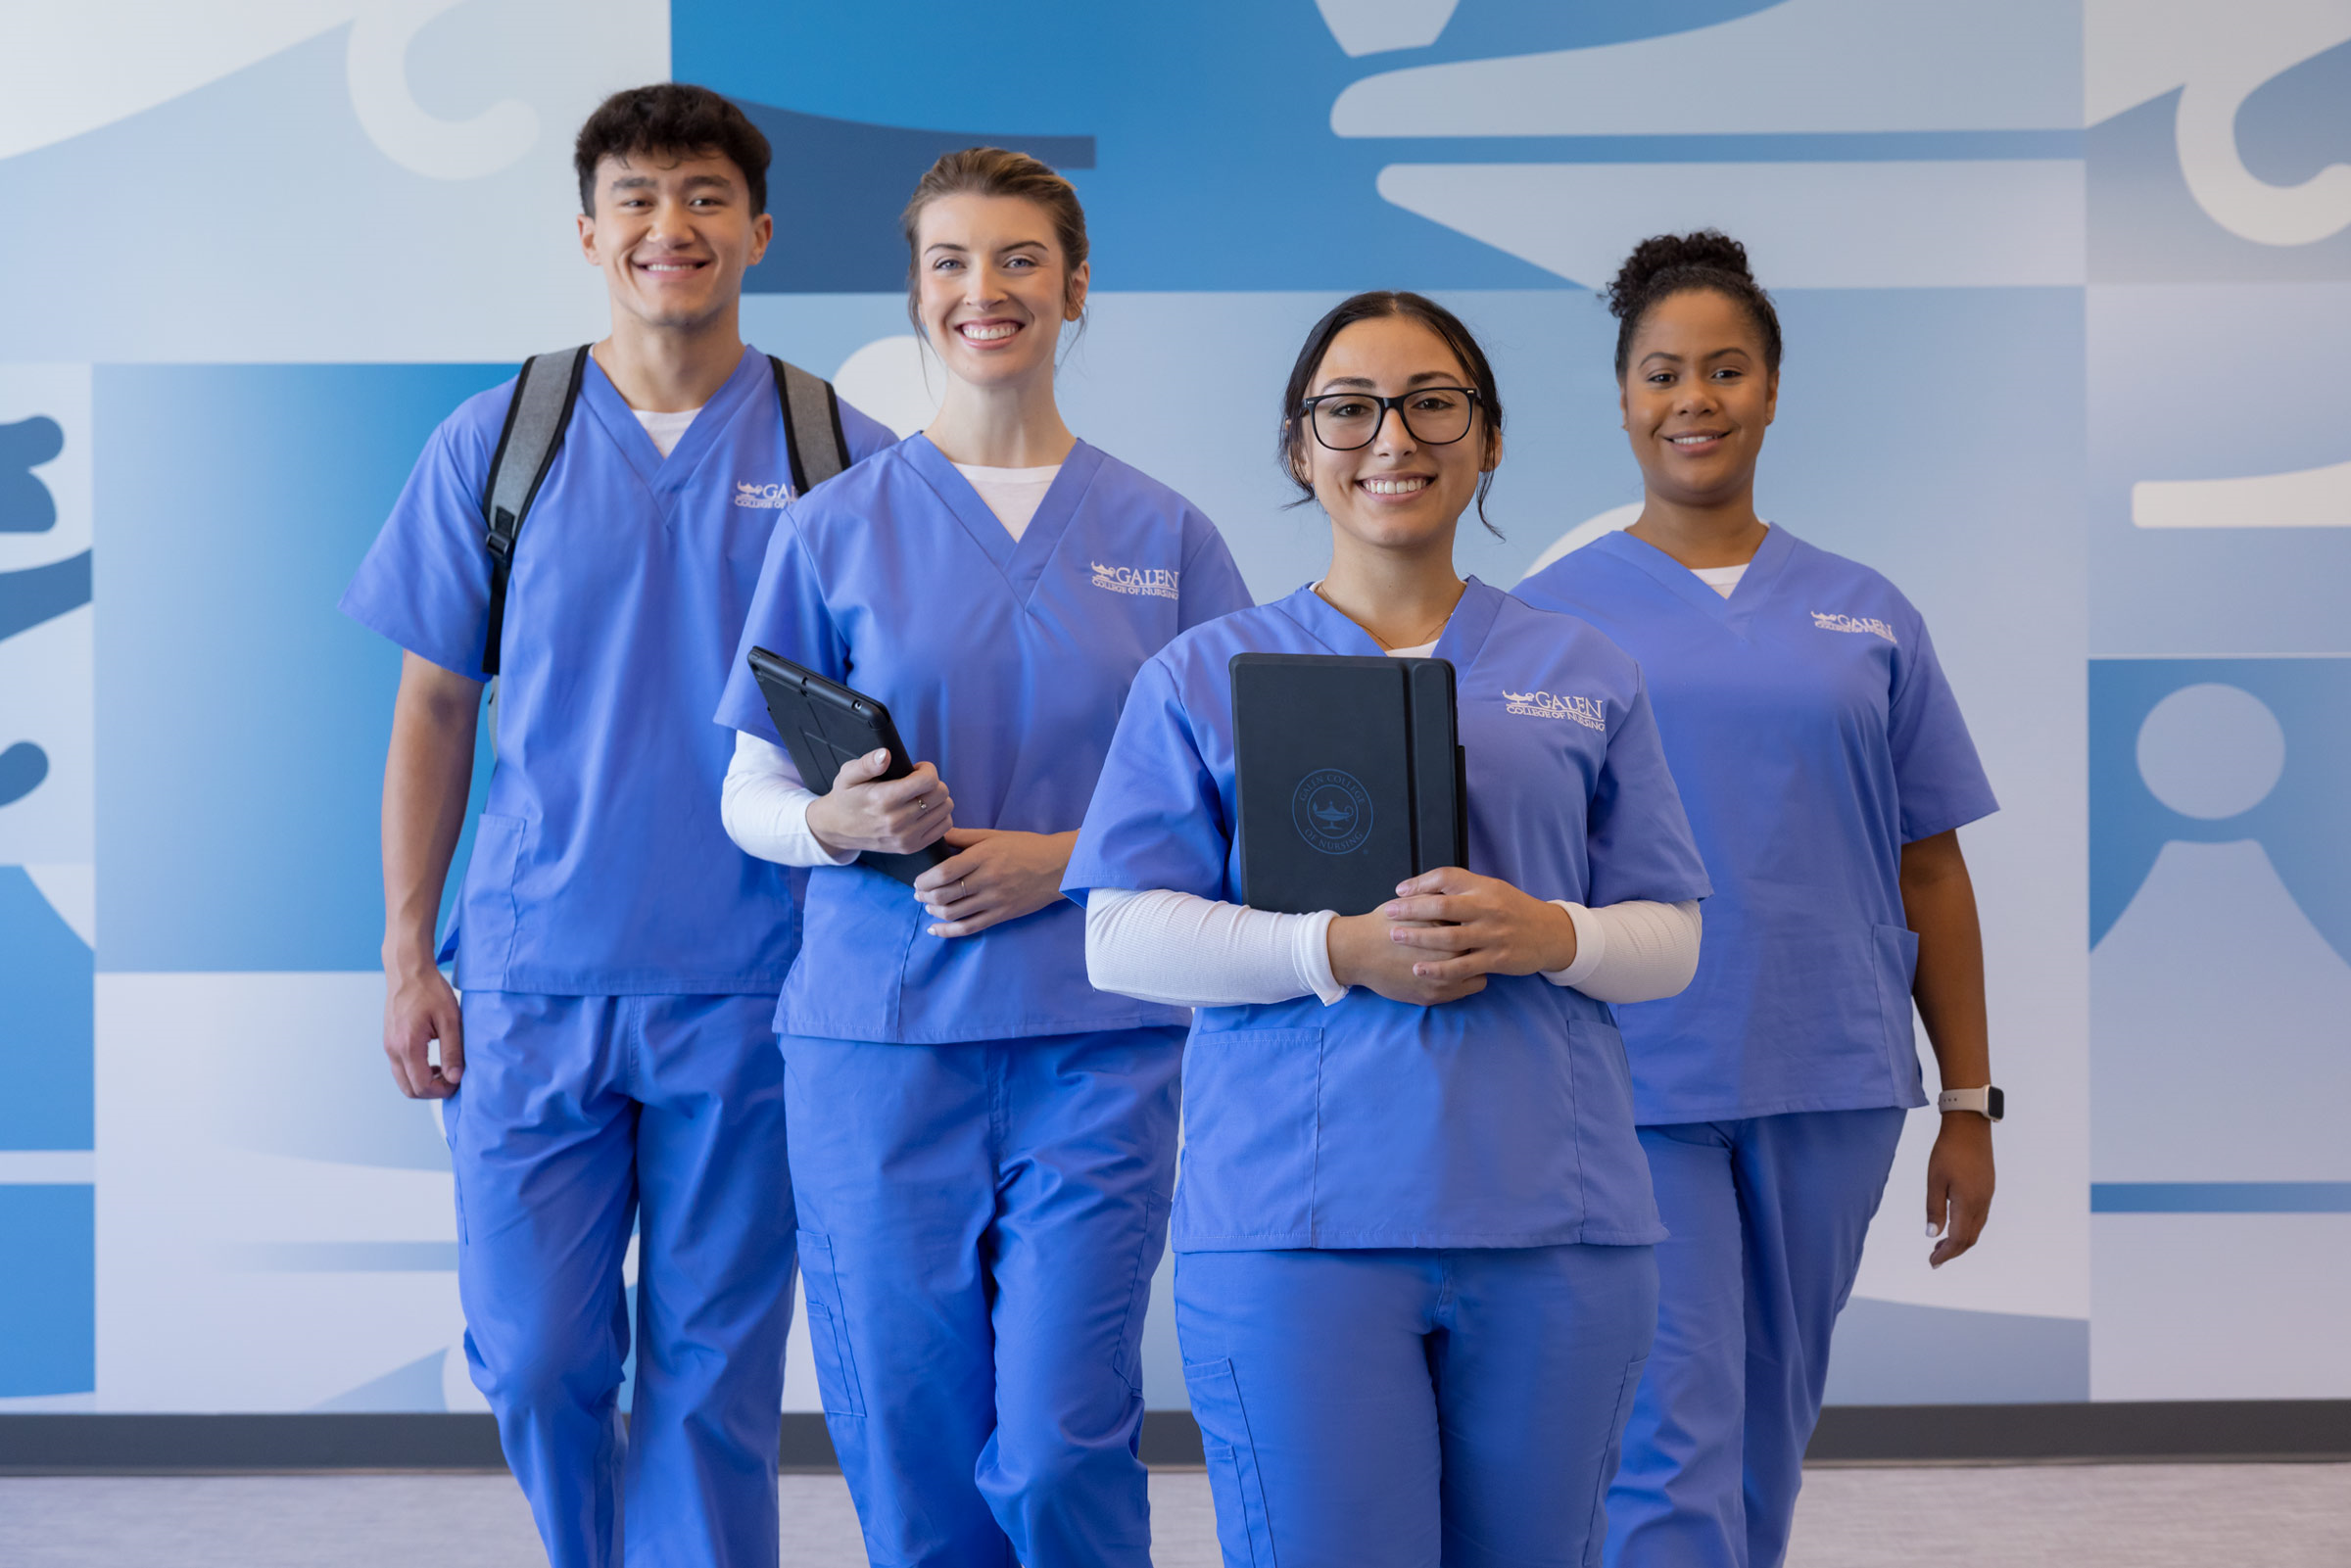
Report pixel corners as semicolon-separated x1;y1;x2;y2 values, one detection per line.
1296;385;1484;451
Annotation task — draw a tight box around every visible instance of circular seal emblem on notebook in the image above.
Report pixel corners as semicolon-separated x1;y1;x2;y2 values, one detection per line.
1293;768;1373;855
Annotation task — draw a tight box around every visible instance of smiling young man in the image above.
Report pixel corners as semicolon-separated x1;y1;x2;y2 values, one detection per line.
339;85;892;1568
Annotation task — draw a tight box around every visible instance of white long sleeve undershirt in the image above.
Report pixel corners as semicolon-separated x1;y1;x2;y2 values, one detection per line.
720;732;853;868
1083;887;1701;1008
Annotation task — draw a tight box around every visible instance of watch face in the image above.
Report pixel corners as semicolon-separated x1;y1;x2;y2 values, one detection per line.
1987;1086;2006;1121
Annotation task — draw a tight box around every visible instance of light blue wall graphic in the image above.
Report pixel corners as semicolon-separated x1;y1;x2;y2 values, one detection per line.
0;364;96;1406
703;0;2092;1408
95;365;505;974
0;869;94;1153
0;1186;96;1399
2089;659;2351;1196
2087;22;2351;280
3;0;2343;1412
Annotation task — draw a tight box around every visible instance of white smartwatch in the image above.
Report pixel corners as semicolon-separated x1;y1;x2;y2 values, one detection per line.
1938;1085;2004;1122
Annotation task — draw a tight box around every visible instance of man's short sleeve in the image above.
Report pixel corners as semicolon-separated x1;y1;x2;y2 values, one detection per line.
338;404;500;680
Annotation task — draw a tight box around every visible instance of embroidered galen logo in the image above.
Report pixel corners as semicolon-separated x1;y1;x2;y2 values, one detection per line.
1504;690;1606;730
733;480;793;509
1090;562;1180;599
1810;610;1897;643
1293;769;1373;855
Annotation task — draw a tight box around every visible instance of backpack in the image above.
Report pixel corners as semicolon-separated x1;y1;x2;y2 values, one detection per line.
476;346;851;676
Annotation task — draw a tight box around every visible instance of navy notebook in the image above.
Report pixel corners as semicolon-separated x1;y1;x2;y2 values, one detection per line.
1230;652;1466;916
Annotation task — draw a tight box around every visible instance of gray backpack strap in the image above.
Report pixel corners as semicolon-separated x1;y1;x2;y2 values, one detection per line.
479;346;590;677
769;356;850;497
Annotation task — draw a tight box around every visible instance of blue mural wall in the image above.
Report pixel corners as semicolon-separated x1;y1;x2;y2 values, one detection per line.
0;1;2340;1414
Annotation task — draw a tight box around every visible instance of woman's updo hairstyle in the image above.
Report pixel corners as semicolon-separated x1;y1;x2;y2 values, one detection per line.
899;146;1090;335
1278;290;1507;536
1607;229;1782;381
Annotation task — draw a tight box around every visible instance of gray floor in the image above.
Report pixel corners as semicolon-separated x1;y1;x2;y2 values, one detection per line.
0;1463;2344;1566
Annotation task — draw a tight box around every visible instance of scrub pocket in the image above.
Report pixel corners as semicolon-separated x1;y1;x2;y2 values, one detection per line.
457;812;526;982
1176;1027;1320;1244
1184;1355;1277;1568
794;1229;865;1418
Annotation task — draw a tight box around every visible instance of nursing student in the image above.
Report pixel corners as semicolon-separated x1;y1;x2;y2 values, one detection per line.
342;87;894;1568
1066;292;1714;1568
712;148;1252;1568
1516;231;2001;1568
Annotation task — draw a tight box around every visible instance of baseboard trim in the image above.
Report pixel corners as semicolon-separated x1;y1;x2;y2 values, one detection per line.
3;1402;2345;1475
1805;1400;2351;1464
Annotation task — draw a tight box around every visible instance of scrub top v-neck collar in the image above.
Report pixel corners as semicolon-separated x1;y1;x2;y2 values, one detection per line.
578;344;766;499
1277;574;1505;669
903;433;1104;603
1594;522;1796;629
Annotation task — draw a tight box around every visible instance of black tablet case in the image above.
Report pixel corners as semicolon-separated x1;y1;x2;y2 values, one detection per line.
745;647;951;886
1231;653;1466;915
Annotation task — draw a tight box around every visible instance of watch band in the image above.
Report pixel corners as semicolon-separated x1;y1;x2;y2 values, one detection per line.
1938;1085;2004;1121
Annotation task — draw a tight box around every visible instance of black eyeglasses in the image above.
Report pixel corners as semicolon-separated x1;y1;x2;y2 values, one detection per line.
1299;386;1480;451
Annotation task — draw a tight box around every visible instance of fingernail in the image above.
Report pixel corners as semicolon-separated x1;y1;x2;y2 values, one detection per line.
1926;1223;1939;1237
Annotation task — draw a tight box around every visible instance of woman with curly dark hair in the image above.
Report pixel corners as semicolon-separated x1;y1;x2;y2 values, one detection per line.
1518;232;2002;1568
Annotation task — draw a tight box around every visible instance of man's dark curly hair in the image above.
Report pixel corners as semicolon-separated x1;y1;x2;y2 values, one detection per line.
573;84;770;216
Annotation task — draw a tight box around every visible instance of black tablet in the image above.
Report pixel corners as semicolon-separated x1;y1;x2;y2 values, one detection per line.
1231;652;1465;915
744;647;951;886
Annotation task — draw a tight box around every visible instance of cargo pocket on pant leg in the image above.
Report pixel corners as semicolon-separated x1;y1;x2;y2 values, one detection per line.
1582;1354;1650;1568
1184;1355;1276;1568
795;1230;865;1418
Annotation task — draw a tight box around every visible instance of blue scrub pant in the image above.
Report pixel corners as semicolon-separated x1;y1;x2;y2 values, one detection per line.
1176;1244;1658;1568
1606;1108;1907;1568
446;992;795;1568
780;1027;1183;1568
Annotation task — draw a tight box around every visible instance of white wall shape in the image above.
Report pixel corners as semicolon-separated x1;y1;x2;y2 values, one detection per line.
1314;0;1462;58
2132;458;2351;529
1516;501;1640;583
1331;0;2079;136
2093;1213;2351;1399
97;973;466;1410
2091;839;2351;1184
346;0;540;180
0;1;356;160
833;336;946;447
2086;0;2351;246
0;1;666;362
1374;162;2087;290
2135;685;2285;821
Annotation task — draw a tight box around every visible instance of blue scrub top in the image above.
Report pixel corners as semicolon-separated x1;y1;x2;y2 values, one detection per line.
1064;580;1712;1252
1516;526;1997;1122
341;346;895;995
713;433;1254;1045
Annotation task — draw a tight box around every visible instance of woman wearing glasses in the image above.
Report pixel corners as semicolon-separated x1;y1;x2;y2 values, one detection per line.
1067;291;1711;1567
712;149;1251;1568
